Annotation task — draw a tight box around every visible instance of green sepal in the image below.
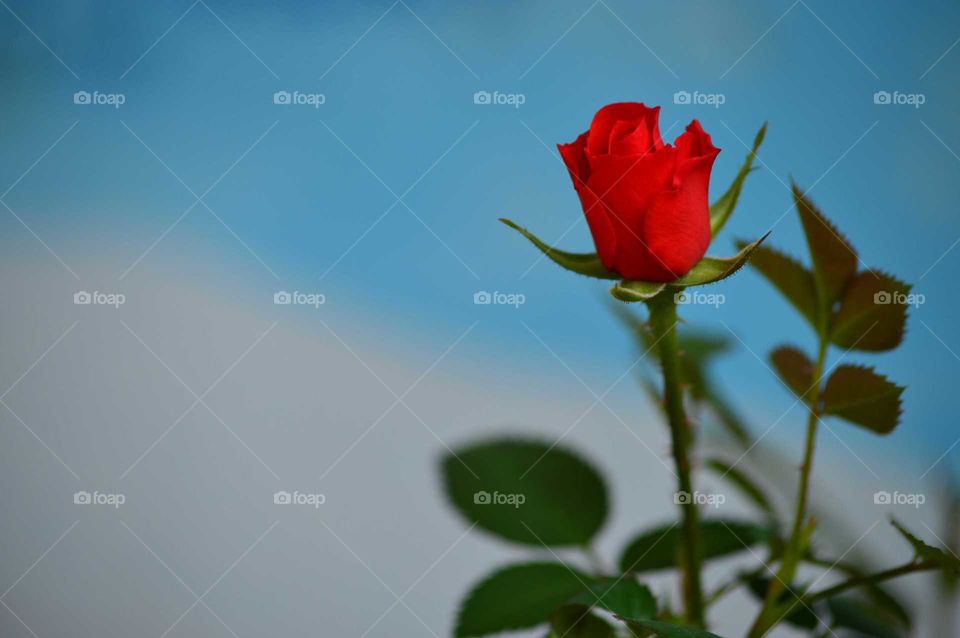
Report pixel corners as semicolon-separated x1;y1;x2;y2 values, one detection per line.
609;280;665;302
710;123;767;238
499;218;617;279
669;233;770;287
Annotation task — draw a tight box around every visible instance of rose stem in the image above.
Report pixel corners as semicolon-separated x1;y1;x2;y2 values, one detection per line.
646;292;705;626
749;335;829;637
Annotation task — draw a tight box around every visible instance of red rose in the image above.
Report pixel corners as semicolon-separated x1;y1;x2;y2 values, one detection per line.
558;102;720;282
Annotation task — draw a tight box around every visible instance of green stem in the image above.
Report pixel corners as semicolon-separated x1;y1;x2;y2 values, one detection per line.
791;560;938;609
646;292;704;626
749;336;829;638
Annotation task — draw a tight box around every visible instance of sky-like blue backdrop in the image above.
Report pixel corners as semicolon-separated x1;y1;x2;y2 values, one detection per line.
2;0;958;476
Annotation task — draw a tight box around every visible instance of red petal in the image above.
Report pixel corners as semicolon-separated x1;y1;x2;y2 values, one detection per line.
558;131;590;188
586;102;662;156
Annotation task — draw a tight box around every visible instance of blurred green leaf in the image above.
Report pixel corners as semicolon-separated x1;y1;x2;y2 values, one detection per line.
548;605;615;638
441;438;608;546
569;577;657;619
620;520;772;573
891;520;960;575
747;576;818;630
622;618;727;638
499;218;618;279
821;365;904;435
827;595;906;638
769;346;815;403
739;241;819;330
793;184;858;309
669;234;769;287
830;271;911;352
704;459;777;522
610;280;666;302
710;123;767;238
456;562;592;637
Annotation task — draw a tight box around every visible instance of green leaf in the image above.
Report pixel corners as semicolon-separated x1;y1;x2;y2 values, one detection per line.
891;519;960;575
456;562;592;637
830;270;911;352
669;233;769;287
704;459;777;522
827;596;906;638
738;241;819;329
710;123;767;238
569;578;657;619
622;618;727;638
499;218;618;279
821;365;904;435
620;520;772;573
610;280;665;302
793;184;858;307
769;346;815;403
441;438;608;546
549;605;615;638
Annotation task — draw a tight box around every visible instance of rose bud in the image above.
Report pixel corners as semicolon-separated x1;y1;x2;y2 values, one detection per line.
558;102;720;282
